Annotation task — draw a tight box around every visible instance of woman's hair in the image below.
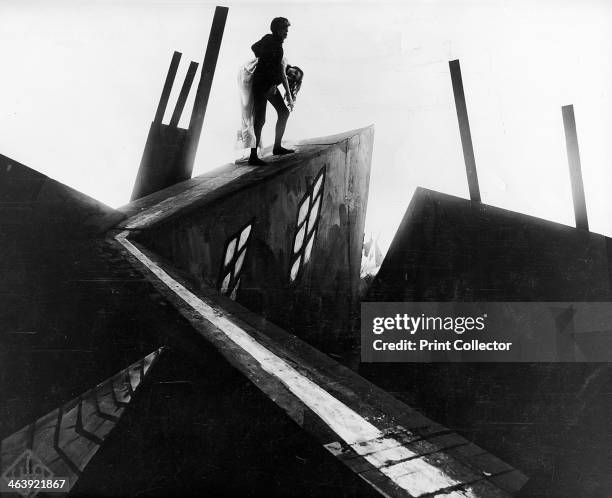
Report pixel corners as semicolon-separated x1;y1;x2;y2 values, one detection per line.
285;65;304;107
270;17;290;33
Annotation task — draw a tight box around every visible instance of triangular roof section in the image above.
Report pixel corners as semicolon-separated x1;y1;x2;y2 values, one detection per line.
368;187;612;302
0;153;124;238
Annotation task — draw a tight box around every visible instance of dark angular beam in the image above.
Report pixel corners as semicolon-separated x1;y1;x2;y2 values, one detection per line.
562;105;589;231
169;61;199;128
449;59;481;203
181;6;229;178
154;51;182;125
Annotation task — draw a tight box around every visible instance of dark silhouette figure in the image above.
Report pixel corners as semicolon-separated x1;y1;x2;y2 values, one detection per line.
249;17;295;165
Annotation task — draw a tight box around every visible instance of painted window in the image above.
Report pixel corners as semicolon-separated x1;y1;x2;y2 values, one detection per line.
290;166;326;282
219;221;253;299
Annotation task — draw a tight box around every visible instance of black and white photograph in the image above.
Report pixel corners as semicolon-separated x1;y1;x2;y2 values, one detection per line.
1;1;611;496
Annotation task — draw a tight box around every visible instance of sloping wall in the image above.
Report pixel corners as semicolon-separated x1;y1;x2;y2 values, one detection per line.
361;188;612;496
0;155;187;447
0;153;124;241
367;187;612;302
134;127;374;347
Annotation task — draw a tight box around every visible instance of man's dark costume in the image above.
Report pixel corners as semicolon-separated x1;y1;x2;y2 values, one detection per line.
251;33;290;151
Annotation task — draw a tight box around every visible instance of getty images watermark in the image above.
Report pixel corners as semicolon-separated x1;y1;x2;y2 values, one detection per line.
361;302;612;362
371;311;513;353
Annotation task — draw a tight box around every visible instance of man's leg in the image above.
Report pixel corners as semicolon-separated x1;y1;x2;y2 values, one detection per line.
250;87;268;165
268;90;294;155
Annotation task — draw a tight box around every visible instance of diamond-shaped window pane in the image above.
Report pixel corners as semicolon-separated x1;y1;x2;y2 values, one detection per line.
238;225;252;250
304;233;315;264
294;224;306;254
297;196;310;227
235;248;246;275
308;197;321;233
290;255;301;282
220;272;231;294
313;174;324;198
224;239;237;267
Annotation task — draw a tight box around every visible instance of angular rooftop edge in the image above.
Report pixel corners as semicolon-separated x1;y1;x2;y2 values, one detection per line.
117;126;374;231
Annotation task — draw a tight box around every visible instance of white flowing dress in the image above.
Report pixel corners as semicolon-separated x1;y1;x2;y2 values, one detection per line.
236;58;259;150
236;57;288;151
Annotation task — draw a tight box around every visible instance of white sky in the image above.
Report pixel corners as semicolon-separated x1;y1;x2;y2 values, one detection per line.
0;0;611;251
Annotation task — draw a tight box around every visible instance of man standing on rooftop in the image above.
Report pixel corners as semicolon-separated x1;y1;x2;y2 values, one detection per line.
249;17;295;165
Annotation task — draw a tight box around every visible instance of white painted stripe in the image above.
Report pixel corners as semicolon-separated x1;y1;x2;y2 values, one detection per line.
115;231;476;497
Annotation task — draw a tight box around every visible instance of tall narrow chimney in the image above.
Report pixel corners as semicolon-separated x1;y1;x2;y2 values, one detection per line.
449;59;481;203
181;6;229;179
130;6;229;202
562;104;589;231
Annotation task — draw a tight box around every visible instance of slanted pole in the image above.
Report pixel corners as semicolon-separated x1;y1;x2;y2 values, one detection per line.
181;6;229;177
562;104;589;231
169;61;199;127
154;51;182;124
449;59;481;202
